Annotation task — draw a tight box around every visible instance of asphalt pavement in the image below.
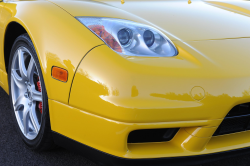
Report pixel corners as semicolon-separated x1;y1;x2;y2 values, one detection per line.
0;87;249;166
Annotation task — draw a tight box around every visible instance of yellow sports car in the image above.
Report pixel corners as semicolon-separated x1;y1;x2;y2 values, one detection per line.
1;0;250;165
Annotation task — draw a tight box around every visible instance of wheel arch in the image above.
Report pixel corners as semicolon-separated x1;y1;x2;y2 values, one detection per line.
4;21;27;74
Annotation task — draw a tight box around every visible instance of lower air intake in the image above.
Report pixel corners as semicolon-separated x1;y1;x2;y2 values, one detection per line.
213;103;250;136
128;128;179;143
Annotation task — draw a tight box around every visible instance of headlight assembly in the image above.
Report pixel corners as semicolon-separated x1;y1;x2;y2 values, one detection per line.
77;17;178;57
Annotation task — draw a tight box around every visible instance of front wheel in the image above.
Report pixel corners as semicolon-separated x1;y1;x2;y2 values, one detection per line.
8;34;55;151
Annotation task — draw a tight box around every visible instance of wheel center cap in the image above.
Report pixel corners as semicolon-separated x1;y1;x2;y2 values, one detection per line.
24;92;29;98
25;83;33;100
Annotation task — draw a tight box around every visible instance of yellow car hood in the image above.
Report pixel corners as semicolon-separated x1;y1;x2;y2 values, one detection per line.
51;0;250;41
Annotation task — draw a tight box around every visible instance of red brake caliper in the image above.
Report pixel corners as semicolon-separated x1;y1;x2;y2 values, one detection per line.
37;77;42;114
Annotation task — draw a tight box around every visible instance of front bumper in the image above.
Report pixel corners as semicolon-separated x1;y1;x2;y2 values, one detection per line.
49;99;250;163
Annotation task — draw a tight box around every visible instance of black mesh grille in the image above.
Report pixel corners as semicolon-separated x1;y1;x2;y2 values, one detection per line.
213;103;250;136
226;104;250;117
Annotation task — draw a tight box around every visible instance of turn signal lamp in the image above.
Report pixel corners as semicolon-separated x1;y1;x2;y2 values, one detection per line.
52;66;68;82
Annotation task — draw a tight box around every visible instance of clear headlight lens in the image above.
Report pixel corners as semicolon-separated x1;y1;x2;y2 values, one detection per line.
76;17;178;57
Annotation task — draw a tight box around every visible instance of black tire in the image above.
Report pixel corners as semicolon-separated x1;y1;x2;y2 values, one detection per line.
8;33;56;151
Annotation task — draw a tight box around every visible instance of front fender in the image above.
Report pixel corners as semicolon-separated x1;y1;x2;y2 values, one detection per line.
1;1;104;104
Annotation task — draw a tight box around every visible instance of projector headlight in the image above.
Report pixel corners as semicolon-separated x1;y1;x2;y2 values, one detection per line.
77;17;178;57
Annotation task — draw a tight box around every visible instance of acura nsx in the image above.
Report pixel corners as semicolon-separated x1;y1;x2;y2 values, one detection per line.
1;0;250;165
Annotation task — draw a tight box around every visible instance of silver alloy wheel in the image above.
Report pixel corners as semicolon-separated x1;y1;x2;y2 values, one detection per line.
11;46;43;140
